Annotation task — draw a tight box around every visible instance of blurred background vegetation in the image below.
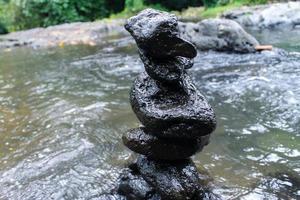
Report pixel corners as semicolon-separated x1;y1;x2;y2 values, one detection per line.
0;0;268;33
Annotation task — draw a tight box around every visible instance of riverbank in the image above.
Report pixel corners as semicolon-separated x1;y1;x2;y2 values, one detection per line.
0;17;261;54
223;1;300;29
0;20;127;49
0;2;299;51
0;17;299;200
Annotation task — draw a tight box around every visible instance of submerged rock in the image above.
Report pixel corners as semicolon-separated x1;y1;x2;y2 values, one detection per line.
118;158;220;200
179;19;259;53
136;156;208;200
222;2;300;29
118;169;156;200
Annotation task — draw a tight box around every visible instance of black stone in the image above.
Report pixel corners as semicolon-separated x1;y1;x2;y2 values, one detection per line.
118;169;157;200
123;127;210;160
117;159;220;200
130;72;216;139
124;9;197;59
136;156;207;200
140;50;193;83
178;20;259;53
118;9;219;200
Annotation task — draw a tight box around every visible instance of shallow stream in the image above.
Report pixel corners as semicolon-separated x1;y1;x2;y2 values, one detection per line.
0;29;299;199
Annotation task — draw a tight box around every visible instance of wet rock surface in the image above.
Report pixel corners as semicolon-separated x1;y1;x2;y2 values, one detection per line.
130;72;216;138
117;157;220;200
136;156;207;200
118;9;217;200
139;51;193;83
124;9;197;59
179;19;259;53
0;7;264;56
0;8;260;55
123;128;210;160
0;20;127;49
222;2;300;29
118;169;156;200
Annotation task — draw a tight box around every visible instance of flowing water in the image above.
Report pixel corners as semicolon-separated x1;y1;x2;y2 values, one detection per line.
0;29;299;200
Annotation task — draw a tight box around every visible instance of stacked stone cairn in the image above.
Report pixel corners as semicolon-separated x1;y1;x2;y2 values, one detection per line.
118;9;217;200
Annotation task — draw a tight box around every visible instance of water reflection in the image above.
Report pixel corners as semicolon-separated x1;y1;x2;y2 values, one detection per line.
0;32;299;199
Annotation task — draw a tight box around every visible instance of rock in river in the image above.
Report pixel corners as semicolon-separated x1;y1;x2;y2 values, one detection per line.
179;19;259;53
139;50;194;83
130;72;216;139
118;169;156;200
124;8;197;58
119;8;218;200
136;156;208;200
123;127;210;160
222;2;300;29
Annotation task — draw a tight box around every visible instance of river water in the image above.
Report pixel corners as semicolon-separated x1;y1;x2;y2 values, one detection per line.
0;29;299;199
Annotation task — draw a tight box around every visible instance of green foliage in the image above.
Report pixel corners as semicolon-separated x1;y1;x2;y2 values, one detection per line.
125;0;145;12
199;0;268;18
122;0;203;15
123;0;167;12
0;0;125;30
202;0;219;7
202;0;268;8
0;0;13;31
244;0;267;4
0;22;8;34
144;0;203;10
111;0;167;19
0;0;269;32
18;0;113;28
200;1;243;18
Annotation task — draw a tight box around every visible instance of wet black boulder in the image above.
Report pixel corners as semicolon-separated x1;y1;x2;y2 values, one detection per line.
118;169;156;200
118;8;218;200
124;8;197;59
139;50;194;83
123;127;210;160
130;72;216;139
136;156;207;200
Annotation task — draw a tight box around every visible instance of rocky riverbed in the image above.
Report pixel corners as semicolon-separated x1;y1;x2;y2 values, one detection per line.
1;2;299;54
0;3;299;200
223;2;300;29
0;15;299;200
0;20;127;49
0;17;260;54
0;21;261;55
0;28;299;199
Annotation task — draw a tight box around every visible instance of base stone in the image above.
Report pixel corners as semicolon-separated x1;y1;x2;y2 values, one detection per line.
117;156;220;200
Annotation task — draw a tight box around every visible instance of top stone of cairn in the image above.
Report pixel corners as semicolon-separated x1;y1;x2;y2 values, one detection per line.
124;9;197;59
